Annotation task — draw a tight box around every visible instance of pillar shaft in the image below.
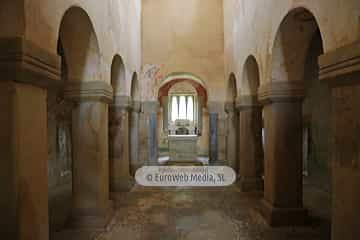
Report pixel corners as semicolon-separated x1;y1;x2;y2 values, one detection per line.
65;81;113;228
139;101;158;166
237;96;263;191
0;37;61;240
225;102;238;171
258;81;306;226
109;96;133;192
0;82;50;240
130;102;141;175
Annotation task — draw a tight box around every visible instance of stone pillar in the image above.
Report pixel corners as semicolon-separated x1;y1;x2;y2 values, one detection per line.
0;37;61;240
64;81;113;229
130;101;141;175
225;102;238;171
140;101;159;165
209;112;218;165
197;96;203;134
258;81;306;226
237;95;263;192
319;41;360;240
109;96;134;192
162;96;169;132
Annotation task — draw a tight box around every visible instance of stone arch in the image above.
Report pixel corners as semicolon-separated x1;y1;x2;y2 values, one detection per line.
58;6;101;82
241;55;260;96
158;73;208;106
52;5;112;230
258;7;329;227
130;72;140;101
270;7;324;84
111;55;126;96
226;73;238;102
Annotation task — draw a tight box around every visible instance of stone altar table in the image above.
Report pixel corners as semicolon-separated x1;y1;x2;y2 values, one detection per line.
168;135;197;161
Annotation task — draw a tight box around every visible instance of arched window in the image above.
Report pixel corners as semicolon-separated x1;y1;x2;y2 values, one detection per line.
170;95;195;122
171;96;179;121
187;96;194;121
179;96;187;119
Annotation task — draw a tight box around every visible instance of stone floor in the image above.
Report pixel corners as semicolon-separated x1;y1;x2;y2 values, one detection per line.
54;182;331;240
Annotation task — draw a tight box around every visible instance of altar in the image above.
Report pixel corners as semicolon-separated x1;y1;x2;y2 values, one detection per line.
168;135;198;161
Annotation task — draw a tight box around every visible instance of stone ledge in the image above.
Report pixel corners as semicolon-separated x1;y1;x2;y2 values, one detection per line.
258;81;304;104
64;81;113;103
0;37;62;89
319;40;360;86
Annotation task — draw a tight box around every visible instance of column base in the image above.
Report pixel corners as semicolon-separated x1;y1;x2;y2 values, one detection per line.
67;202;114;229
111;176;135;193
238;177;264;192
259;200;307;227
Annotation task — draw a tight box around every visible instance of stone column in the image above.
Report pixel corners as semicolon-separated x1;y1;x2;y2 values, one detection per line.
258;81;306;226
225;102;238;171
130;101;141;175
162;96;169;132
209;113;218;165
237;95;263;192
319;41;360;240
0;37;61;240
140;101;159;165
65;81;113;229
109;96;134;192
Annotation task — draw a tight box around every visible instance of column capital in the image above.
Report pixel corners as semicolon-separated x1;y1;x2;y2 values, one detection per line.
207;101;223;114
319;40;360;87
258;81;304;104
0;37;62;89
113;95;132;110
132;101;142;113
236;95;261;110
64;81;113;103
141;101;159;114
224;101;236;113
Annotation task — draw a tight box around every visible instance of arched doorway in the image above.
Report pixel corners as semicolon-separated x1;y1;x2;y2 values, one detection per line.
259;8;330;229
157;74;208;165
238;56;264;192
52;6;112;230
108;55;133;193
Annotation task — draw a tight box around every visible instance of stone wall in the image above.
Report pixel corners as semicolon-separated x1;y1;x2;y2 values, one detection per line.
141;0;225;102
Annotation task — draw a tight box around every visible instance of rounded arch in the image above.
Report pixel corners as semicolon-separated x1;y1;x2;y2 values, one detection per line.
240;55;260;96
130;72;140;100
270;7;324;83
226;73;238;101
111;55;126;96
58;6;101;82
159;72;208;91
158;73;208;106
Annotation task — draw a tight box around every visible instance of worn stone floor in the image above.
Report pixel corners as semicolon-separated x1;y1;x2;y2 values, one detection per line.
54;182;331;240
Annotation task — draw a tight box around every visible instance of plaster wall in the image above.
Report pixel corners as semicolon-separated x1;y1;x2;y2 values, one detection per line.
141;0;225;102
224;0;360;88
22;0;141;93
